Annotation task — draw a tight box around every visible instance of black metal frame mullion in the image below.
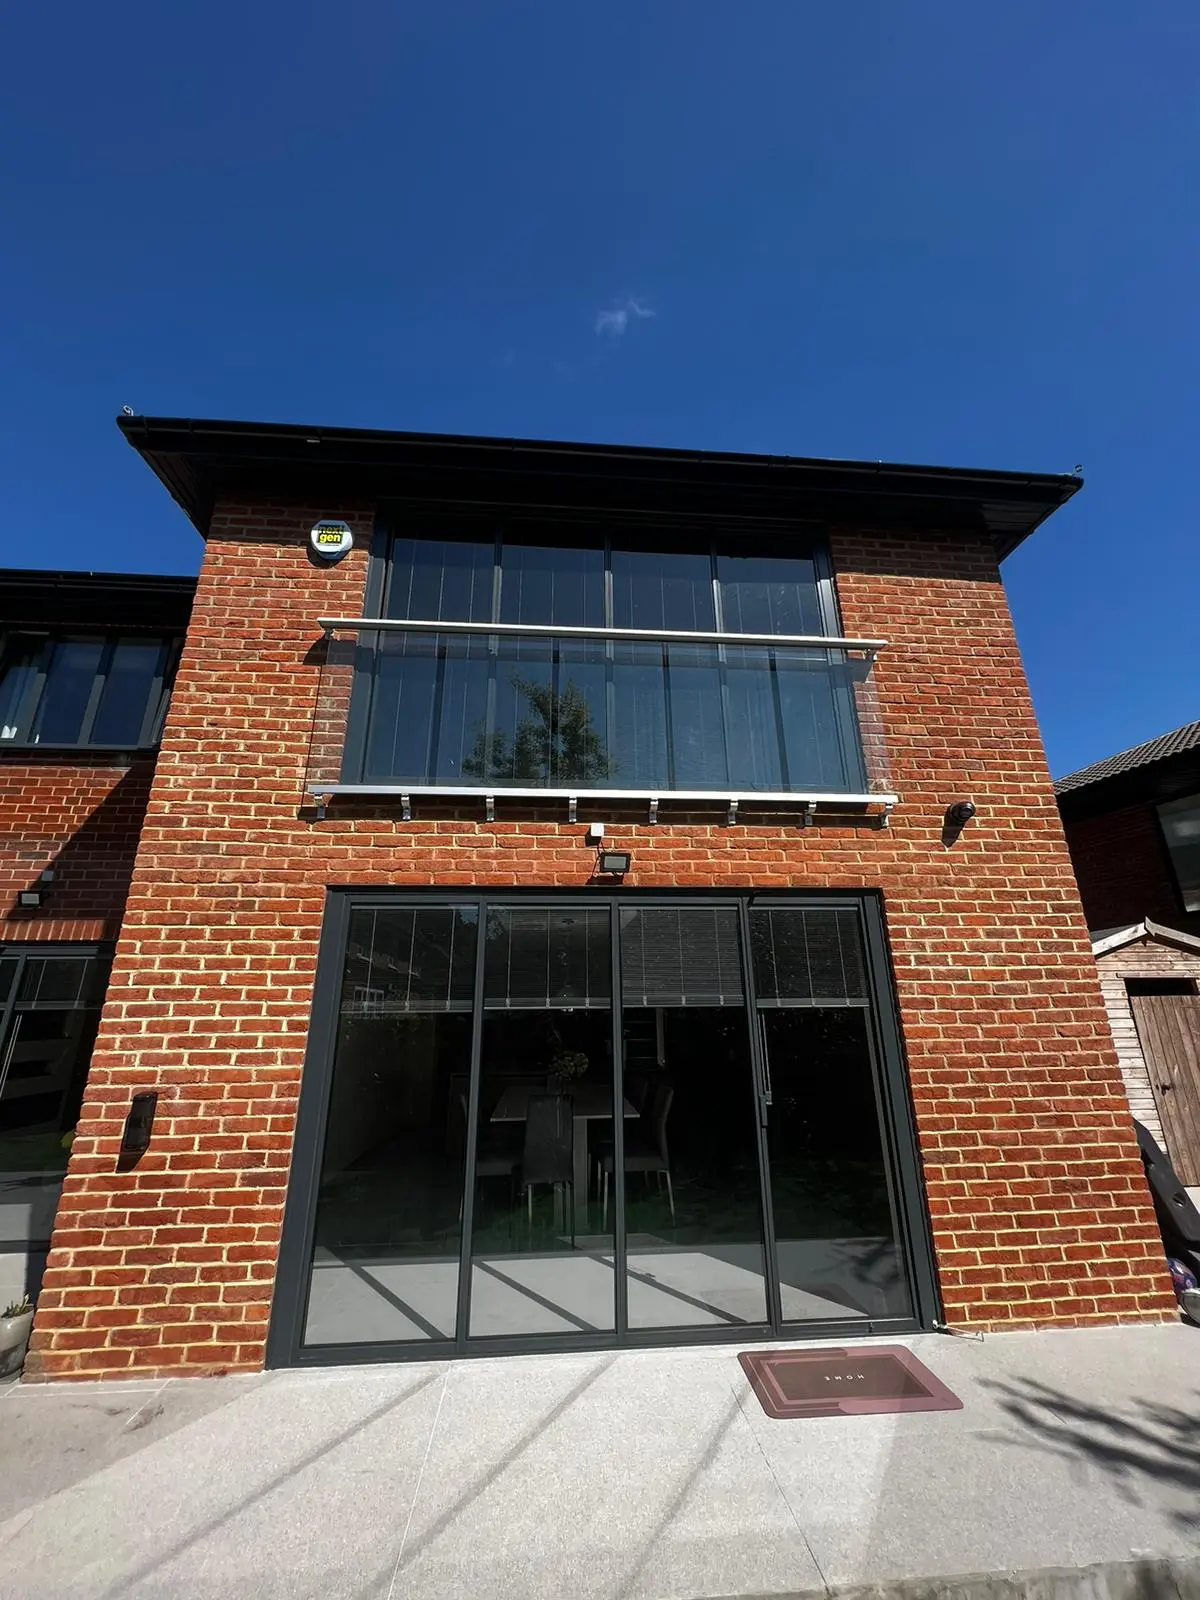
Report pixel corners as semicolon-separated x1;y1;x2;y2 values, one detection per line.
139;638;175;748
660;641;677;790
736;896;785;1332
76;638;117;746
0;950;30;1104
601;529;616;782
768;648;792;791
453;897;490;1347
22;641;53;745
609;901;628;1338
426;637;449;784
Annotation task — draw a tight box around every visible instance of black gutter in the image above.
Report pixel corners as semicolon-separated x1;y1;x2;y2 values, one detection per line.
0;567;196;631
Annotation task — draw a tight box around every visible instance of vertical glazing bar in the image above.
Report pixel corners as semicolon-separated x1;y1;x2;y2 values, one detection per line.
769;648;792;791
603;534;616;780
738;897;784;1332
610;902;628;1338
140;639;172;748
0;950;26;1102
454;898;490;1348
661;643;676;790
76;638;111;746
427;635;448;785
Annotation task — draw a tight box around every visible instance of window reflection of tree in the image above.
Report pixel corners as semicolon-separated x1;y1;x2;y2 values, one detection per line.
464;675;613;785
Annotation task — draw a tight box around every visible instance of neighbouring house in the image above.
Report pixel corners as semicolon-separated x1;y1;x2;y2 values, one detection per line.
1057;725;1200;1207
20;417;1178;1382
0;568;193;1312
1056;720;1200;938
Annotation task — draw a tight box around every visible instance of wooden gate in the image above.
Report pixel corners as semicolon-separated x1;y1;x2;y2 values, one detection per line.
1130;993;1200;1186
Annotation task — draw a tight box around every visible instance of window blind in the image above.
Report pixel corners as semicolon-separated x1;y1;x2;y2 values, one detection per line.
341;907;478;1014
483;907;611;1009
619;906;744;1007
748;906;866;1004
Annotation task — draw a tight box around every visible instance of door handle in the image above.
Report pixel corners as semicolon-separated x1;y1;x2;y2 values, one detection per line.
755;1013;772;1125
756;1014;773;1104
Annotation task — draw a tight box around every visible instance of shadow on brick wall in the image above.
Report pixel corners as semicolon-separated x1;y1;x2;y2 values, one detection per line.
5;762;155;932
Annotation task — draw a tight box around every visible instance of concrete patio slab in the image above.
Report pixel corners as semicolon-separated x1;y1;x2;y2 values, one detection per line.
0;1324;1195;1600
391;1348;822;1599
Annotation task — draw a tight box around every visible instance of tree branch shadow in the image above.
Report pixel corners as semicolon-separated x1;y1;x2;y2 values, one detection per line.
979;1371;1200;1533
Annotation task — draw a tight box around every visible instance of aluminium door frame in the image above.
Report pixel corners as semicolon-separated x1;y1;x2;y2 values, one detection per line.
266;887;938;1369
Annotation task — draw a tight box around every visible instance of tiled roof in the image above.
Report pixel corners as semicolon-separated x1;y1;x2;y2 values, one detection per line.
1055;719;1200;795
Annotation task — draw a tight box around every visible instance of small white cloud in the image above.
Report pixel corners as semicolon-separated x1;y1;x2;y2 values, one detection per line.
594;297;655;336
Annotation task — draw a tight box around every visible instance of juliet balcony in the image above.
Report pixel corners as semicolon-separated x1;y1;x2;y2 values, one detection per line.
304;616;895;825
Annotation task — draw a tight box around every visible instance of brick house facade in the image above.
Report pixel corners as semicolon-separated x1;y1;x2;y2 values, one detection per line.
0;569;192;1315
22;420;1176;1381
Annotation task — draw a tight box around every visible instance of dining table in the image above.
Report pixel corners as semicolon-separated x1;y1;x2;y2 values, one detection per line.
490;1081;639;1204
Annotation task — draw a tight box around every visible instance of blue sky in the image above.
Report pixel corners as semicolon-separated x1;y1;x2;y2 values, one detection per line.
2;2;1196;777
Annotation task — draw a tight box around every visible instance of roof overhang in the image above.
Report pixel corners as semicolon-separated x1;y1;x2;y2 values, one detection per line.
1091;919;1200;958
1058;747;1200;819
0;567;196;632
117;415;1082;560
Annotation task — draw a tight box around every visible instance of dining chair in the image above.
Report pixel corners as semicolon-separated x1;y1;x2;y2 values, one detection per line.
519;1092;575;1244
600;1080;675;1227
460;1091;521;1197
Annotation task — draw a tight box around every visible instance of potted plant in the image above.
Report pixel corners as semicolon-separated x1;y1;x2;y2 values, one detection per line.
0;1295;34;1376
547;1049;589;1088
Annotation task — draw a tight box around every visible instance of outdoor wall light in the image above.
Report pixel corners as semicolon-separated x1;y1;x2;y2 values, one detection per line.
941;799;977;849
120;1091;158;1158
597;849;631;878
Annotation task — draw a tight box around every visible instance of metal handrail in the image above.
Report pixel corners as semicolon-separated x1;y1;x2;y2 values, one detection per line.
318;616;886;656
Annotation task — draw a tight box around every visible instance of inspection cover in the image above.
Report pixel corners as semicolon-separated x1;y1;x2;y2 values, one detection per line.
738;1346;962;1419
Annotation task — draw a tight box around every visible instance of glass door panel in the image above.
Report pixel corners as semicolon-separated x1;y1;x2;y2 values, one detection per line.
748;905;913;1323
0;954;104;1291
617;906;770;1330
468;907;616;1338
302;906;477;1348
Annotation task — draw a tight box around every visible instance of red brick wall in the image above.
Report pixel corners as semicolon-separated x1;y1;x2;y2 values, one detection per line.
1062;802;1196;935
0;757;155;944
26;503;1176;1379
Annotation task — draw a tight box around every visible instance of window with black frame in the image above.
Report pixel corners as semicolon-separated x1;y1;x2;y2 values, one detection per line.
1159;794;1200;914
354;523;867;793
0;633;179;749
0;949;109;1286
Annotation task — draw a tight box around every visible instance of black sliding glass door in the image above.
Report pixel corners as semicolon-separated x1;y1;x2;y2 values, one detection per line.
276;893;930;1364
468;906;617;1338
617;906;770;1331
748;906;914;1322
302;906;477;1347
